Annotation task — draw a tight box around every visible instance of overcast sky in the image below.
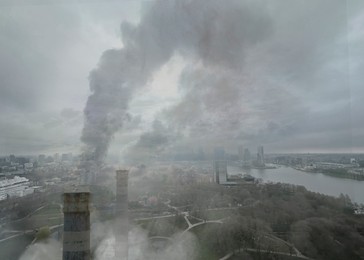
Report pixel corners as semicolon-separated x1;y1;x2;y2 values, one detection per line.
0;0;363;159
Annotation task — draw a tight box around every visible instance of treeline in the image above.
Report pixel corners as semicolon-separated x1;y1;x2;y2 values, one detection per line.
317;168;364;181
169;182;364;259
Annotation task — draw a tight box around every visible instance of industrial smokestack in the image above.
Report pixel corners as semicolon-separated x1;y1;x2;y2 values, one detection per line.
63;189;91;260
115;170;129;260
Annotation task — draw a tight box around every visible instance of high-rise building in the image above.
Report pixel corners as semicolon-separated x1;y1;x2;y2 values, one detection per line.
61;153;69;161
63;189;91;260
238;145;244;161
213;160;227;184
9;154;16;163
257;145;265;167
54;153;60;162
243;148;251;167
38;154;46;164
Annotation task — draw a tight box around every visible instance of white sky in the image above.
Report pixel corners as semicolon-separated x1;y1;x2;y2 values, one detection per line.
0;0;363;158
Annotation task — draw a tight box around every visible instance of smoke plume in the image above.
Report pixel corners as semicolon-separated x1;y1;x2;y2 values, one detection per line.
81;0;272;164
94;225;197;260
19;239;61;260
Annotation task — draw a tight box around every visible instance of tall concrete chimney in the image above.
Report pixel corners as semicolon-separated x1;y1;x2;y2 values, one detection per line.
115;170;129;260
63;189;91;260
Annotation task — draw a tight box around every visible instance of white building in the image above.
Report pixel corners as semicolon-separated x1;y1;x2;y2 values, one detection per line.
0;176;34;201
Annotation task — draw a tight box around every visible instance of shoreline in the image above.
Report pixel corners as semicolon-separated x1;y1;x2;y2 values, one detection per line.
292;167;364;181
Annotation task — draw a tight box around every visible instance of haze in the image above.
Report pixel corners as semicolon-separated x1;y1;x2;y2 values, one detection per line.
0;0;364;160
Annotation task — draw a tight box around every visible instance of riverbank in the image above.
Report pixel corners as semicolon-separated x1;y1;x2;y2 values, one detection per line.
294;167;364;181
230;165;364;204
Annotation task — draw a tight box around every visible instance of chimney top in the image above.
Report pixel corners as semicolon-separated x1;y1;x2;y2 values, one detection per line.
64;186;90;193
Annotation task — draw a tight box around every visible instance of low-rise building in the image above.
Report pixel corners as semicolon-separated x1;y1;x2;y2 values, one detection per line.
0;176;34;201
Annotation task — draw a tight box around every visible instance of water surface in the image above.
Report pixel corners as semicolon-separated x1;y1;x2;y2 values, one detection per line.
229;165;364;204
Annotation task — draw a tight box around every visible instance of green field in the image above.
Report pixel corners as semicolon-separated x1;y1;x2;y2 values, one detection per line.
0;233;34;260
8;204;62;231
137;214;188;236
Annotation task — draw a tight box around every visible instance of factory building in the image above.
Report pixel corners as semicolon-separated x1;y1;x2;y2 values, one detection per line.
0;176;34;201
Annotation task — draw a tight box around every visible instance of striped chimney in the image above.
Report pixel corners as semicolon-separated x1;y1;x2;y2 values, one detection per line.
63;189;91;260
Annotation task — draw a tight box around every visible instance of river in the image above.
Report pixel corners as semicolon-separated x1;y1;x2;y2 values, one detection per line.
228;165;364;204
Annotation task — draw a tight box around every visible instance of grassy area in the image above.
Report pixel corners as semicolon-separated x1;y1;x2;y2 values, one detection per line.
189;222;222;239
10;215;62;231
0;233;34;260
256;235;293;254
44;192;62;203
187;215;202;225
4;204;62;231
204;208;237;220
190;222;228;259
230;251;305;260
31;204;61;217
189;219;294;259
137;214;188;237
195;243;220;260
136;216;174;227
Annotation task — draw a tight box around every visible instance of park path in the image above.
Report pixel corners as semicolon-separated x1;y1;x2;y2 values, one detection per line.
219;247;314;260
161;199;310;260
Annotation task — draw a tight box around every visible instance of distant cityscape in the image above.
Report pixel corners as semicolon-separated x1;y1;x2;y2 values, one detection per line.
1;147;364;259
1;147;364;204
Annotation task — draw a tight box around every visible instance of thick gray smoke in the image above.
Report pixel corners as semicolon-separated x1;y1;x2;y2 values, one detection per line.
19;239;61;260
81;0;272;164
94;225;197;260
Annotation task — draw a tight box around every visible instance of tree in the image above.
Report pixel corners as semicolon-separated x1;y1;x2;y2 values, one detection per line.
35;226;51;242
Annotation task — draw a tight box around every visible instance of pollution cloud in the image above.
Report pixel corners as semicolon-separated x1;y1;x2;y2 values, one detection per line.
81;0;273;163
82;0;362;162
1;1;363;156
